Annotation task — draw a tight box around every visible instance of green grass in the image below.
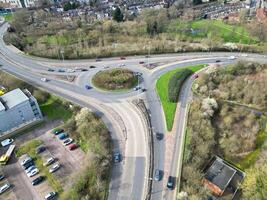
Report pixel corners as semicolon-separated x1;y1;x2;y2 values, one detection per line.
156;64;206;131
16;139;43;158
4;13;13;22
92;68;138;91
16;139;63;193
167;19;257;44
40;96;72;122
237;127;267;169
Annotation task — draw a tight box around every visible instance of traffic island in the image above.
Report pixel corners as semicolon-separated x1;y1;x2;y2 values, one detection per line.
91;68;138;92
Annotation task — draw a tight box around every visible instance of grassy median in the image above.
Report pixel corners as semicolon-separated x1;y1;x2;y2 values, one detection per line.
156;64;205;131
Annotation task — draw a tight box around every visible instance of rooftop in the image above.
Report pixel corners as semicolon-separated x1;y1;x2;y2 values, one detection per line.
0;88;29;110
0;102;5;112
204;157;236;192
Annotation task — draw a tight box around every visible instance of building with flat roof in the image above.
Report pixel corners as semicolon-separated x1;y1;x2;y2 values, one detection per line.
0;88;43;137
203;156;245;199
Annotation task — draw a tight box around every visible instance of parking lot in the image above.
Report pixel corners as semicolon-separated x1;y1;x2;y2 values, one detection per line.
0;121;85;200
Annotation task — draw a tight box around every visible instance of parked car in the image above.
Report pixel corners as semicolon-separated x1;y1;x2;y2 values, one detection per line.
89;66;96;68
58;69;65;72
95;58;102;62
0;174;5;181
69;144;78;150
167;176;175;190
58;133;68;140
63;138;73;146
32;176;44;186
113;153;121;163
21;156;32;166
154;169;162;181
0;183;11;194
215;60;221;63
120;57;126;60
49;163;60;173
23;161;35;170
139;61;145;64
194;74;199;79
156;133;163;140
141;88;147;92
52;128;64;135
81;68;88;71
43;157;55;166
45;191;57;200
48;68;55;72
25;165;36;174
27;168;39;177
1;138;14;147
85;85;92;90
36;146;46;154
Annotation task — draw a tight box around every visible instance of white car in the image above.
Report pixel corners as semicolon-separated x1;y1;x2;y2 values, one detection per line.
27;168;39;177
63;138;73;146
0;183;11;194
25;165;36;174
41;78;48;82
21;156;32;166
45;191;57;200
1;138;14;147
228;56;237;60
43;157;55;166
49;163;60;173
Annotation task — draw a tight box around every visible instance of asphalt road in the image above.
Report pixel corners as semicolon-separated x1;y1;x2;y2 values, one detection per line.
1;22;267;200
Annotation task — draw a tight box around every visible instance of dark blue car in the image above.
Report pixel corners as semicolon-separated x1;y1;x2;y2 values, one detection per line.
85;85;92;90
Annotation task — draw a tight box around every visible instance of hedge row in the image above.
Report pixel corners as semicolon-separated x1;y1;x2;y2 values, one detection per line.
168;69;193;102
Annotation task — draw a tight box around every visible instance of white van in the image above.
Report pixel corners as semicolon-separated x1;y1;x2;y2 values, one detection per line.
1;138;14;147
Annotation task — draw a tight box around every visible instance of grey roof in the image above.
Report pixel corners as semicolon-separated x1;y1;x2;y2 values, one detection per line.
0;89;29;109
0;102;5;112
204;158;236;191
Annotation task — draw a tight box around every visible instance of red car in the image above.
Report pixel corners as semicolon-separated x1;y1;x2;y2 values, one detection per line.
69;144;78;150
120;57;126;60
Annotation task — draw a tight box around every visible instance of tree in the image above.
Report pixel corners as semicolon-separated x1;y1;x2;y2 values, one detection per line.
112;7;124;22
241;164;267;200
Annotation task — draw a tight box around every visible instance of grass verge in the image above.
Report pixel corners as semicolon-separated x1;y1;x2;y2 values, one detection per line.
156;64;206;131
16;139;63;193
40;96;72;122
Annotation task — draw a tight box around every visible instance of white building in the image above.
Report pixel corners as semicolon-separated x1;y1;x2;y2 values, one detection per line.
0;0;38;8
0;88;43;137
0;0;22;8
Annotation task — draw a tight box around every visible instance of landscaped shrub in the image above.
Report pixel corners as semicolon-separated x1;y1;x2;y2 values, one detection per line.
168;69;193;102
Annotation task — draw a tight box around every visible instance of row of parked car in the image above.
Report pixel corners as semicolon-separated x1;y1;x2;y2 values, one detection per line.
20;151;58;199
20;155;43;185
0;173;11;195
52;128;78;150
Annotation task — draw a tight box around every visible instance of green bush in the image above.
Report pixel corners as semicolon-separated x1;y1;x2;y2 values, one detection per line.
168;69;193;102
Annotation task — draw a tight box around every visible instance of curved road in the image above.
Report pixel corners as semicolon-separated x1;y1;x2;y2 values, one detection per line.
1;22;267;200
